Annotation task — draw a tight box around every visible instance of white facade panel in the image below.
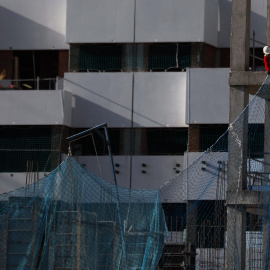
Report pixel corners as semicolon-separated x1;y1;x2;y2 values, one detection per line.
186;68;230;124
133;73;187;127
0;172;49;194
131;156;184;190
61;155;184;190
0;0;68;50
135;0;217;45
64;73;133;128
66;0;134;43
62;155;131;188
0;90;69;125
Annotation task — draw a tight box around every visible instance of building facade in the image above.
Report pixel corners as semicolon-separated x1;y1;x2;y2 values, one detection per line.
0;0;267;193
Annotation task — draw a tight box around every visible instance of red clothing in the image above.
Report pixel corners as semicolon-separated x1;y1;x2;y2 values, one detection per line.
264;54;270;71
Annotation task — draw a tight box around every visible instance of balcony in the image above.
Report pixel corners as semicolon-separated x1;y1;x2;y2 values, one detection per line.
0;78;71;125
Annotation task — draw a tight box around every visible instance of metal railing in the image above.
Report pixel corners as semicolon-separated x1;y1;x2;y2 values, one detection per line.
0;77;63;90
250;31;265;71
247;152;270;188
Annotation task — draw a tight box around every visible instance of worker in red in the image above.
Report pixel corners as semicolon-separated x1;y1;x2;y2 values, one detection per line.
264;46;270;75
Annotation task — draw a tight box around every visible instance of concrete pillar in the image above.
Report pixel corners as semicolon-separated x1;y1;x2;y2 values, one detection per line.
227;1;251;269
186;201;197;270
262;2;270;268
226;206;247;270
230;0;251;71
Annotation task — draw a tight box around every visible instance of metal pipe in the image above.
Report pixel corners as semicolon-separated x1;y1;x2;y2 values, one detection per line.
253;31;255;71
103;125;118;186
66;123;107;141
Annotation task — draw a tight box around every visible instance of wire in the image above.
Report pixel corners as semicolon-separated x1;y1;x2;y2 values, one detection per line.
91;133;103;178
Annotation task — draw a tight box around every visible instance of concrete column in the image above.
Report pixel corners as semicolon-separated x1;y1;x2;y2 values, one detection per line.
230;0;251;71
262;2;270;268
227;1;251;269
186;201;197;270
226;206;247;270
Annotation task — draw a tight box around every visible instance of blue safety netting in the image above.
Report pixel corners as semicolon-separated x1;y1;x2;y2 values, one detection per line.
2;76;270;269
158;76;270;269
0;157;167;269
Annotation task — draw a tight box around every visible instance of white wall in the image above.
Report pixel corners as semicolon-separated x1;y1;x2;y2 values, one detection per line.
135;0;217;45
133;73;187;127
0;172;49;194
62;155;184;190
64;72;187;128
66;0;219;46
64;73;133;128
0;0;68;50
0;90;71;125
66;0;135;43
186;68;230;124
131;156;184;190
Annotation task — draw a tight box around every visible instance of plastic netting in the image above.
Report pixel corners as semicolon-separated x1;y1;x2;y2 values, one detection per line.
0;126;64;173
158;76;270;269
0;156;167;269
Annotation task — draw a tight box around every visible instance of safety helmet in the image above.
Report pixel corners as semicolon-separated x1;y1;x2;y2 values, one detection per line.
263;46;270;54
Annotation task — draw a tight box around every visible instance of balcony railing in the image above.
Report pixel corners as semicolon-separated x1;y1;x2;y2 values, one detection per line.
0;77;63;90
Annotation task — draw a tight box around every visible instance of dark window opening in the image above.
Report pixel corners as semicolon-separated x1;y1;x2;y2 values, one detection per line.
69;128;188;156
13;51;59;90
0;126;63;172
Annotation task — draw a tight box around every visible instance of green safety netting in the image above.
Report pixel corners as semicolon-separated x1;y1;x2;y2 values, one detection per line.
0;156;167;269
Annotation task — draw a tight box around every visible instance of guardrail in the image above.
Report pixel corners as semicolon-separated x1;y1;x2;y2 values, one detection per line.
0;77;63;90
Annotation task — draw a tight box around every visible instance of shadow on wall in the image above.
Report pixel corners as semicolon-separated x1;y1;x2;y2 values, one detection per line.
0;6;67;50
67;78;167;127
218;0;267;47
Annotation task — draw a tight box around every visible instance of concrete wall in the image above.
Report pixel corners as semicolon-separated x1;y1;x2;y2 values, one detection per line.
64;72;187;128
0;0;68;50
0;90;71;125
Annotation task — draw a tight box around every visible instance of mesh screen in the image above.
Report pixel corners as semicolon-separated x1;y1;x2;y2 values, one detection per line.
70;43;195;72
158;76;270;269
0;157;167;269
0;126;64;172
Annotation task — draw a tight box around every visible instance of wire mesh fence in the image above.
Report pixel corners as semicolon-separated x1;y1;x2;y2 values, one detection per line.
69;43;209;72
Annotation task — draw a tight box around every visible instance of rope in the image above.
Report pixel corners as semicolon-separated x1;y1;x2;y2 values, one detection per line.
91;133;103;178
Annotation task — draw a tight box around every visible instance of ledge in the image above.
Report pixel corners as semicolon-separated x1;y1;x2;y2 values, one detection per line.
226;190;262;207
229;71;267;95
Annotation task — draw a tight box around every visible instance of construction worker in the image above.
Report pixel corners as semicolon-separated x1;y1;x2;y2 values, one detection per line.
264;46;270;75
